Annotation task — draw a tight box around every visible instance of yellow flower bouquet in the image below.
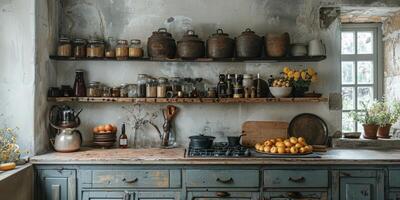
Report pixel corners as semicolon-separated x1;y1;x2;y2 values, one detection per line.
0;127;21;163
281;66;318;97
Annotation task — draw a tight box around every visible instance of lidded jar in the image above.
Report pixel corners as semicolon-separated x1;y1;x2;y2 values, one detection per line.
146;78;157;98
137;74;148;98
57;37;72;57
265;32;290;57
87;39;105;58
115;40;129;60
73;38;87;58
236;28;262;58
207;29;234;58
87;81;101;97
129;39;144;58
147;28;176;59
105;37;116;58
177;30;205;59
157;77;168;98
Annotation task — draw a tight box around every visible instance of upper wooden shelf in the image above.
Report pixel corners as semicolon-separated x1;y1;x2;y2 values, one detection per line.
47;97;328;104
49;55;326;63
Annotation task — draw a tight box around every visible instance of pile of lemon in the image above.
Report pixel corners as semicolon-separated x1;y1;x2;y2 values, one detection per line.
254;137;313;154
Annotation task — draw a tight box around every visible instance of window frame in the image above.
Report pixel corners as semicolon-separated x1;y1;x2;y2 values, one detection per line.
340;23;384;132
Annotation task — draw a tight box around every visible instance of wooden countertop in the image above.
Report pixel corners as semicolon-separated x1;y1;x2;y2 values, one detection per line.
30;148;400;165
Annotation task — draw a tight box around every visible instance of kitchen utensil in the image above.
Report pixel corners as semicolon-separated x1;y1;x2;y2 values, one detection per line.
189;134;216;149
265;32;290;57
241;121;289;147
161;105;179;147
177;30;205;59
308;39;326;56
288;113;328;145
227;135;244;147
49;105;82;128
207;29;235;58
269;87;292;98
290;43;308;56
50;128;82;152
147;28;176;59
236;28;262;58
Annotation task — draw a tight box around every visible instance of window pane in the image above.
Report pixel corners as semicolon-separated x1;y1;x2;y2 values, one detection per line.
342;87;355;110
356;112;366;133
357;31;373;54
357;87;373;109
357;61;373;84
342;112;355;132
342;61;355;84
341;32;355;54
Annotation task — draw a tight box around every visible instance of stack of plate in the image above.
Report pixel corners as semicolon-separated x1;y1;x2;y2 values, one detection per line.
93;132;116;148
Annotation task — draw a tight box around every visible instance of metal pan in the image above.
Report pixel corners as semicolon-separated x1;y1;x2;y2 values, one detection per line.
288;113;328;145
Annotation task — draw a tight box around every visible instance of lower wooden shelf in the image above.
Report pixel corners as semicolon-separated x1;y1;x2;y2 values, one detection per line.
47;97;328;104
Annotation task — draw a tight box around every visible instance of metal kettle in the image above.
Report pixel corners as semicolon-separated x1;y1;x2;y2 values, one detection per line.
49;105;82;128
50;128;82;152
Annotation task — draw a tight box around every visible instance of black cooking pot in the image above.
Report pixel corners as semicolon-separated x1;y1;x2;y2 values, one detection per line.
227;135;244;146
189;134;215;149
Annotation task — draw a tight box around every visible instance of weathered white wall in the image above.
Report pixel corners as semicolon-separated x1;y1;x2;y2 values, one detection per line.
0;0;35;154
54;0;341;147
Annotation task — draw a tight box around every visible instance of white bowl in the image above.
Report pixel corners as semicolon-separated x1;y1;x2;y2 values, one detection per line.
269;87;293;98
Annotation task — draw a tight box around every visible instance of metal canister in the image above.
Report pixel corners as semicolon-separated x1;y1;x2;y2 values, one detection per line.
236;28;262;58
177;30;205;59
265;32;290;57
147;28;176;59
207;29;234;58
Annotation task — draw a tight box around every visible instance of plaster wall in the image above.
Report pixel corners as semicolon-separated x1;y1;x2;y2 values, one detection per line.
54;0;341;147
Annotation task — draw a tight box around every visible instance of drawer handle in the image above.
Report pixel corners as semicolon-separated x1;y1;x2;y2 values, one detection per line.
122;178;138;184
216;177;234;184
215;191;230;197
288;176;305;183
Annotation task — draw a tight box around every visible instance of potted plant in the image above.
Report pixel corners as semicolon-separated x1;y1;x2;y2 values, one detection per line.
376;101;400;138
350;101;380;139
281;66;318;97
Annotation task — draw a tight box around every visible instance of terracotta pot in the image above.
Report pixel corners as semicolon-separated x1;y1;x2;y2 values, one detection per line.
377;124;392;139
265;32;290;57
362;124;379;139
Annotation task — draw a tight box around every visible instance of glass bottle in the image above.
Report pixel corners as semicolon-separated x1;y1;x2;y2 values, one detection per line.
226;74;234;98
256;73;262;98
157;77;168;98
129;39;144;58
73;70;86;97
57;37;72;57
73;38;86;58
137;74;147;97
105;37;115;58
217;74;227;98
119;123;128;148
115;39;129;60
233;74;243;98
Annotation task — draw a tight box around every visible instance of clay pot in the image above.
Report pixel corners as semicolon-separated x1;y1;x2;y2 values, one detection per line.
377;124;392;139
235;28;262;58
177;30;205;59
265;32;290;57
147;28;176;59
362;124;379;139
207;29;235;58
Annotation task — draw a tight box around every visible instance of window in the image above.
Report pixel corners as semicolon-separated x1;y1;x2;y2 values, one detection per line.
341;24;383;132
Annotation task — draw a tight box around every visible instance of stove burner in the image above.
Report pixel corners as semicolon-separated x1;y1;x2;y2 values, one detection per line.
188;142;251;157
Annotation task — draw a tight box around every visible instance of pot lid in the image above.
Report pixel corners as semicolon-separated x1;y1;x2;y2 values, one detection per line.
179;30;203;42
211;28;229;37
189;134;215;139
151;28;172;38
241;28;255;34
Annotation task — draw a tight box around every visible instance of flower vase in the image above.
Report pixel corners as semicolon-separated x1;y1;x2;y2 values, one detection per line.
292;86;309;97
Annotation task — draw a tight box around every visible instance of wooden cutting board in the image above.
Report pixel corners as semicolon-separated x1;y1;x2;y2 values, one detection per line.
241;121;289;147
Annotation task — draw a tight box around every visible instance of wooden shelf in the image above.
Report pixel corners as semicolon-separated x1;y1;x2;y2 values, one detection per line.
47;97;328;104
49;55;326;63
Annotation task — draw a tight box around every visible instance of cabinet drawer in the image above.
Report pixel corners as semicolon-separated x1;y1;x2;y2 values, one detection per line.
92;170;181;188
264;170;328;188
390;170;400;187
186;170;259;188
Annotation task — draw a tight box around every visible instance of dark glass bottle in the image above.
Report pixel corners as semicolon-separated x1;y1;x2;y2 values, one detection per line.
226;74;234;98
217;74;227;98
73;70;86;97
119;123;128;148
256;73;262;98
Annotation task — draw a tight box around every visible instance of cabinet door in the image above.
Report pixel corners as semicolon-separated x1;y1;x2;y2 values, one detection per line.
264;191;328;200
37;169;76;200
82;191;133;200
389;192;400;200
136;191;181;200
187;191;259;200
340;178;377;200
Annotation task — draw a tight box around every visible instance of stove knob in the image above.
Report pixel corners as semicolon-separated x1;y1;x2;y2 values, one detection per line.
225;150;231;156
244;149;251;156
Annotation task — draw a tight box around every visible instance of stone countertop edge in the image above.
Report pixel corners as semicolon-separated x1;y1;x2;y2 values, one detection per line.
29;148;400;165
0;163;32;182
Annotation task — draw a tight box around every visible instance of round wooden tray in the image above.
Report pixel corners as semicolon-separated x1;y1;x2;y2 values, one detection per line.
255;149;312;155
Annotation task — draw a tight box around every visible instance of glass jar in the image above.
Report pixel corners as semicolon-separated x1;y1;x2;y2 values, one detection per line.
127;84;138;97
182;78;194;98
170;77;182;97
111;87;121;97
207;87;217;98
146;78;157;98
73;38;86;58
157;77;168;98
115;40;129;60
137;74;147;97
243;74;253;89
102;86;111;97
87;39;105;58
105;37;115;58
73;70;86;97
120;84;129;97
57;37;72;57
129;39;144;58
87;81;101;97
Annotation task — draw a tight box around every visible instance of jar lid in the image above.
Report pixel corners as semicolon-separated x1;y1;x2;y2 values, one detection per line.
189;134;215;140
179;30;203;43
89;81;100;85
130;39;141;44
151;28;172;38
74;38;86;43
243;74;253;79
211;28;229;37
88;39;104;44
117;40;128;44
112;86;120;89
59;37;70;43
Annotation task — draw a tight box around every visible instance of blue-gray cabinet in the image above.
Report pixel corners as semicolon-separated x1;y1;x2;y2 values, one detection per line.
82;191;132;200
187;191;259;199
37;169;76;200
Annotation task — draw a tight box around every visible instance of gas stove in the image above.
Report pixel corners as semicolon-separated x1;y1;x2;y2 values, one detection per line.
187;142;251;157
